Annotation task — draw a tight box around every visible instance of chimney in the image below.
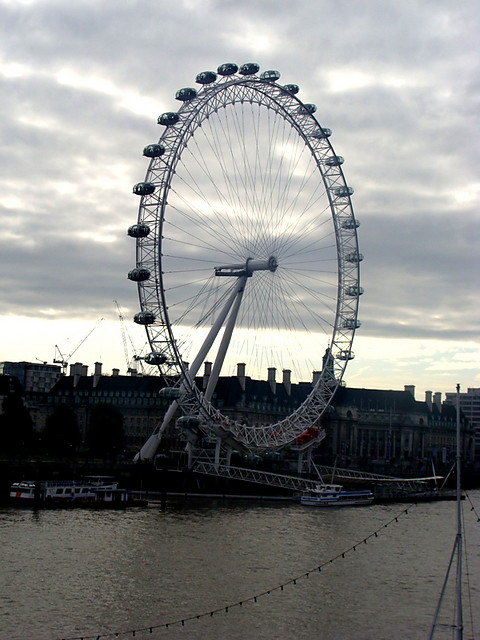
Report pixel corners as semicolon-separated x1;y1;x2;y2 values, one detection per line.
72;362;85;388
425;390;432;409
433;392;442;409
203;361;212;391
404;385;415;399
93;362;102;388
112;368;120;376
268;367;276;394
282;369;291;396
237;363;246;391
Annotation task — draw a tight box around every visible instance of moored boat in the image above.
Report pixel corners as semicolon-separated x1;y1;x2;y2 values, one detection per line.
9;477;147;508
300;483;374;507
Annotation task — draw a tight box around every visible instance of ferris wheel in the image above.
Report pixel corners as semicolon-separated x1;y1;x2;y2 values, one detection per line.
128;63;363;461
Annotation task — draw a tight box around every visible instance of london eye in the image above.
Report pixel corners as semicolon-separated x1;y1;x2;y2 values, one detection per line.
128;63;362;461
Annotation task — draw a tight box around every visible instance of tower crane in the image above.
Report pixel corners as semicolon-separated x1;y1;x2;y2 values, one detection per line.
113;300;144;375
54;318;104;373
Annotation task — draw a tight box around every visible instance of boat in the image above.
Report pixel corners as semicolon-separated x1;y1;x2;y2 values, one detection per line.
9;476;147;508
300;483;374;507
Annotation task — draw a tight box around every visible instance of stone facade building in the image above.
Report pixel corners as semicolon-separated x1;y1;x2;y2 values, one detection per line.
445;388;480;458
0;361;474;473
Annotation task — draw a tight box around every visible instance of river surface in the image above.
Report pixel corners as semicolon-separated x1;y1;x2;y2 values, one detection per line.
1;493;479;640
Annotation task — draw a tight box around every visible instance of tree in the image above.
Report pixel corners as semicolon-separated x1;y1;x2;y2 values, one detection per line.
42;405;80;457
87;404;124;457
0;393;35;455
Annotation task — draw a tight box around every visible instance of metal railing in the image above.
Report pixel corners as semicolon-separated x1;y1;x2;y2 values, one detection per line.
192;461;431;493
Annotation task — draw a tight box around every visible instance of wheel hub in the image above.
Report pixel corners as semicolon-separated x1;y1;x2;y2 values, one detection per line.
215;256;278;277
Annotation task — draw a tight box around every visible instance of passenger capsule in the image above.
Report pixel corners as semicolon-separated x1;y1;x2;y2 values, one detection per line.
324;155;344;167
311;127;332;139
342;318;361;329
196;70;217;84
260;69;280;82
238;63;259;75
134;311;156;325
145;351;168;365
128;268;151;282
282;83;299;95
177;415;201;429
341;218;360;230
133;182;156;196
336;350;355;361
159;387;184;399
345;252;364;263
333;186;354;197
127;223;151;238
345;285;364;296
298;103;317;114
175;87;197;102
217;63;239;76
143;144;165;158
157;112;180;126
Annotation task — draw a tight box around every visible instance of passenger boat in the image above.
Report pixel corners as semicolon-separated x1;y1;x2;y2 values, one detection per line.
9;476;147;508
300;483;374;507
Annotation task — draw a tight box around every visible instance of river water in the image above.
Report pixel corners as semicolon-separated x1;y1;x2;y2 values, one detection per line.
1;493;479;640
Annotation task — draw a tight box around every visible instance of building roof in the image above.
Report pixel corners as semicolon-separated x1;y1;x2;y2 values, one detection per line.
332;386;429;414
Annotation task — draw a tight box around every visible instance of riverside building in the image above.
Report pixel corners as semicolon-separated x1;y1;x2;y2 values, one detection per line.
0;361;474;473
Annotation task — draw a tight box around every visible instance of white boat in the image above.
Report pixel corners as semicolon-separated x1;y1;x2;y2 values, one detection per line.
9;476;145;507
300;483;374;507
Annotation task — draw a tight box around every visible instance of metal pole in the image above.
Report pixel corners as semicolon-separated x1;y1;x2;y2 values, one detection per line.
204;277;247;402
455;383;463;640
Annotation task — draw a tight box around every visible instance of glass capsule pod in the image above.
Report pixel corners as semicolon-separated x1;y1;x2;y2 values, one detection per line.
128;268;151;282
282;83;299;94
158;112;180;126
298;103;317;115
196;70;217;84
341;218;360;230
260;69;280;82
345;252;364;263
333;186;354;197
342;318;362;329
336;350;355;361
324;155;344;166
345;285;364;296
311;127;332;139
175;87;197;101
217;63;239;76
133;182;156;196
177;415;201;429
144;352;168;365
159;387;184;399
134;311;156;325
238;62;259;75
143;144;165;158
127;223;151;238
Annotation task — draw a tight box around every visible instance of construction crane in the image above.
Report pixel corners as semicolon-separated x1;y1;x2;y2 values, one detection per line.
113;300;144;375
54;318;104;373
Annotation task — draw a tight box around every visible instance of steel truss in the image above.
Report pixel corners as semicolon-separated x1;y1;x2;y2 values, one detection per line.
131;66;361;461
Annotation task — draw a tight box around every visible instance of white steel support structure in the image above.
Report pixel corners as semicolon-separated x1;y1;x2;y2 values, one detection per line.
130;64;362;463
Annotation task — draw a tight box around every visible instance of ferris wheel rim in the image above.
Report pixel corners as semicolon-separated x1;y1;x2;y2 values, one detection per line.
130;66;362;451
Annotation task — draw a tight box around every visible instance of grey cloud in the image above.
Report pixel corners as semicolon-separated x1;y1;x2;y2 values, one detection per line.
0;0;478;381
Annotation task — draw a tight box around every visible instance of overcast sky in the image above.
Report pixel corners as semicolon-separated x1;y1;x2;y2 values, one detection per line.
1;0;478;399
